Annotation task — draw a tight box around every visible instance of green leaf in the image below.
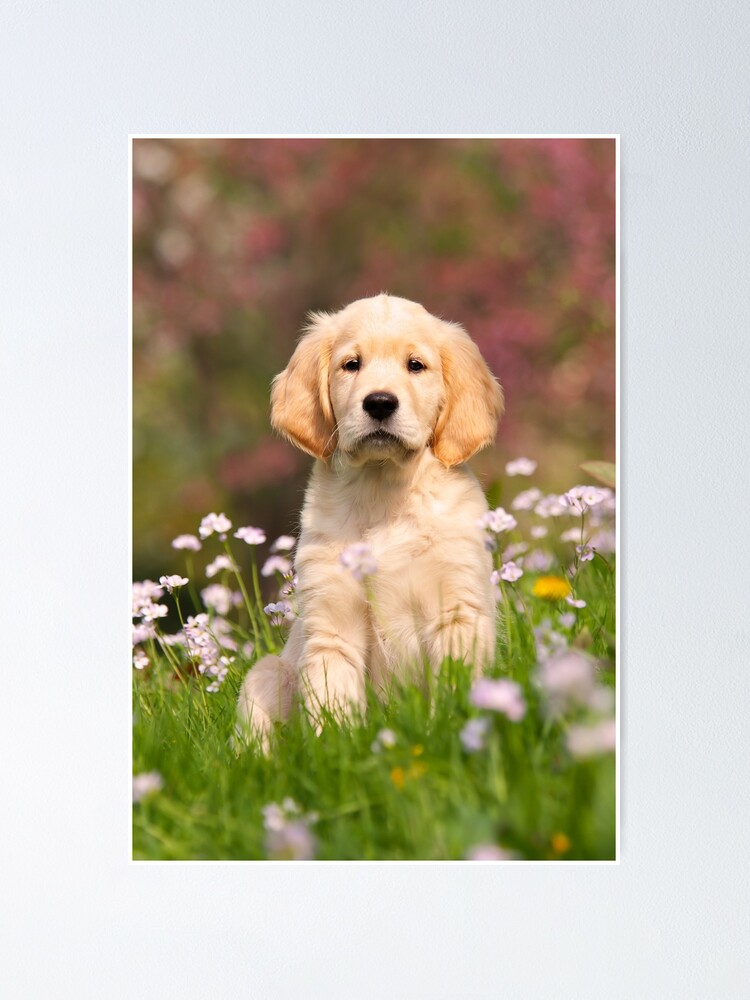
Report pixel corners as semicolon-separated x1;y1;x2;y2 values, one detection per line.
580;461;616;488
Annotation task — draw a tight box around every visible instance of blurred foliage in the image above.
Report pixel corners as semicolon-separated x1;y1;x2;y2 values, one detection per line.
133;137;615;583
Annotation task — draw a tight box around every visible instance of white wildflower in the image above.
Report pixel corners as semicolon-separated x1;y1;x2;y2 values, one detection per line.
505;457;537;476
500;561;523;583
537;650;597;714
534;494;568;518
470;678;526;721
132;580;164;616
262;799;317;860
234;525;266;545
133;771;163;803
141;602;169;622
199;512;232;539
133;649;149;670
171;534;202;551
565;596;587;608
511;487;542;511
132;622;155;645
262;555;293;578
561;486;609;515
567;719;616;759
271;535;296;552
205;555;238;578
206;656;232;691
371;728;397;753
200;584;235;616
264;601;295;626
460;717;490;752
477;507;517;534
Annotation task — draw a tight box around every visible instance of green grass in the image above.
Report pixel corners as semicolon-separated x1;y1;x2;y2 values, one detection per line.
133;529;616;861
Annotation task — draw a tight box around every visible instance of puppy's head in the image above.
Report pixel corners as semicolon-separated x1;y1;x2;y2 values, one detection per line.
271;294;503;467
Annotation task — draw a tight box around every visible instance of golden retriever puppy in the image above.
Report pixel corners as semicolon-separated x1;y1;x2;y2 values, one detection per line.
237;294;503;747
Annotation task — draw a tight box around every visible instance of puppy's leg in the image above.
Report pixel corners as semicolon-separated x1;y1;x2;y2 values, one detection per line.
422;567;496;678
236;655;296;751
236;622;302;752
296;564;369;728
425;603;495;676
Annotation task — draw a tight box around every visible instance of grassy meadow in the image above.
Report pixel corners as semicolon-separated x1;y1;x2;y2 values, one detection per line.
132;464;616;862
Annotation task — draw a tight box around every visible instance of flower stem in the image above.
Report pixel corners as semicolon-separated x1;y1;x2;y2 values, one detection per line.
249;551;275;647
223;540;263;653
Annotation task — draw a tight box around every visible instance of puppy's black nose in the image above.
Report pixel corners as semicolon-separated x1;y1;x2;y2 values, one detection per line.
362;391;399;422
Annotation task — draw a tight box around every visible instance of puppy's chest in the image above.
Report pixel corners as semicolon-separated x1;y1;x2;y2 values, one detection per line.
332;489;450;563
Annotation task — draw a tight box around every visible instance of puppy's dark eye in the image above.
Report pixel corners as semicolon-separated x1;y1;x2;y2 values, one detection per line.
343;358;360;372
407;358;425;373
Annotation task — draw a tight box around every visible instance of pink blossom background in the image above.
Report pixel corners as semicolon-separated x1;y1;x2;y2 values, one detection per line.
133;138;615;582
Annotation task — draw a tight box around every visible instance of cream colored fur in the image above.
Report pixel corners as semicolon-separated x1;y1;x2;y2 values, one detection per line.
237;294;504;749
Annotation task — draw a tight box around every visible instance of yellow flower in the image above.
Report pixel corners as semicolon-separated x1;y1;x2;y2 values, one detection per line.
532;576;572;601
410;744;424;757
551;832;571;855
390;766;405;790
408;762;427;780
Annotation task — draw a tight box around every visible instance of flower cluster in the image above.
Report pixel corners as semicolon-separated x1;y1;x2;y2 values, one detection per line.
484;463;615;621
132;580;167;621
133;514;300;695
264;601;296;627
134;454;616;779
561;485;611;515
181;613;234;690
535;648;615;759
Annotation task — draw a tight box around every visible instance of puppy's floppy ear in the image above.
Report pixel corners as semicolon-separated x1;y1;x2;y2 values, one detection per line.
271;312;337;460
432;322;504;468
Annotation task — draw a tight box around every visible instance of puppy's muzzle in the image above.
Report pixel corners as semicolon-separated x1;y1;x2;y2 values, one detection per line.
362;391;399;422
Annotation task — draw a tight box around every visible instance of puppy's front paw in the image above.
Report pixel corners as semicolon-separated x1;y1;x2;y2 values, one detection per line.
299;654;366;733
